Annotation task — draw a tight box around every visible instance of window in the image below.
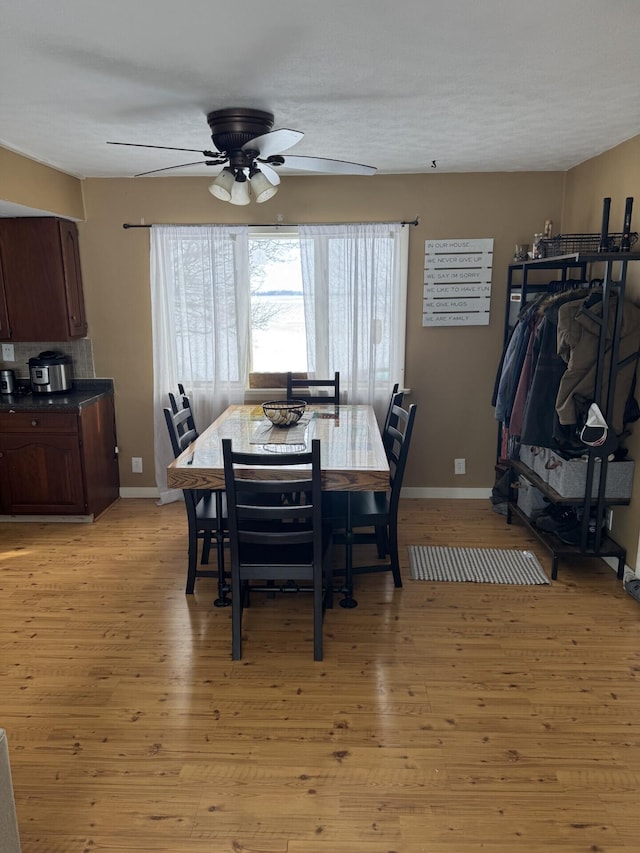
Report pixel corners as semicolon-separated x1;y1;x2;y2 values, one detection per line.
152;222;409;495
248;230;307;375
247;224;409;395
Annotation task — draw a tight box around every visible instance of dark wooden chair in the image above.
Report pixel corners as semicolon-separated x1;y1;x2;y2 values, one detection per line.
323;398;417;607
382;384;404;456
164;404;230;607
222;438;333;660
286;371;340;404
168;383;197;434
374;387;405;555
166;387;196;454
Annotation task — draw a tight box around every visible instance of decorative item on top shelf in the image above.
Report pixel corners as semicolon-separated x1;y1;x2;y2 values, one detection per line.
531;233;545;259
262;399;307;427
514;243;529;262
538;232;638;258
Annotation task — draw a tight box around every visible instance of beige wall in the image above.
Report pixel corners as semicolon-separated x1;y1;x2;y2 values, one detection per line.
77;171;565;490
0;148;85;220
563;135;640;567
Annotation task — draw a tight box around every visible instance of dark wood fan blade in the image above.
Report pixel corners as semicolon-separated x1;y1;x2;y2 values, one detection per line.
108;141;223;158
273;155;376;175
134;160;222;177
242;128;303;158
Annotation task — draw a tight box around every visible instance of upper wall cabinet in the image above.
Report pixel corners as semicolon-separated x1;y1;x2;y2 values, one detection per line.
0;217;88;342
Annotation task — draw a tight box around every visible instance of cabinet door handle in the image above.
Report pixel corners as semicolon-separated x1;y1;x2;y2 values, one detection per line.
31;419;38;427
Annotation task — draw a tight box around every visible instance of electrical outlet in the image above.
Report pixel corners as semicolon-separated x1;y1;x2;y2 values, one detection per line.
131;457;143;473
1;343;15;361
454;458;466;475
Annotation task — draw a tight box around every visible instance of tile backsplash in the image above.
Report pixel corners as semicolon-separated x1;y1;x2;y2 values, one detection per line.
0;339;96;379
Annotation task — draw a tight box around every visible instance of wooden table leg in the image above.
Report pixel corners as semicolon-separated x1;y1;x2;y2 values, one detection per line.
340;493;358;609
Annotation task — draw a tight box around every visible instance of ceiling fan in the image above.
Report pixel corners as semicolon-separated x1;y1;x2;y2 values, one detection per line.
107;107;376;204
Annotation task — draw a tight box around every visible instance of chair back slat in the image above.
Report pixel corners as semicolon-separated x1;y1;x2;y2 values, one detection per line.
286;371;340;404
168;385;197;434
164;406;197;458
382;386;404;456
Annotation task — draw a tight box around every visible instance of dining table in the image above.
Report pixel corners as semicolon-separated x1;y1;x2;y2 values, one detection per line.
167;403;390;606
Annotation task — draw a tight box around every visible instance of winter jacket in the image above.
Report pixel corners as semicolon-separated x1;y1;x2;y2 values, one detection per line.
555;292;640;433
509;310;544;437
493;316;531;425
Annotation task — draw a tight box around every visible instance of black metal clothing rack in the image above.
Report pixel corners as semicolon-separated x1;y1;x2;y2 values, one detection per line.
499;252;640;579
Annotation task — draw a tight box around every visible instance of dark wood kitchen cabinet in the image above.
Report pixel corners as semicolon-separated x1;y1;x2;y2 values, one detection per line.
0;250;10;339
0;395;119;517
0;217;88;341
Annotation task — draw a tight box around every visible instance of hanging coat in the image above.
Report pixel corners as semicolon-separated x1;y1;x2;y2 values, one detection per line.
520;290;590;448
493;316;531;426
509;310;544;438
555;293;640;434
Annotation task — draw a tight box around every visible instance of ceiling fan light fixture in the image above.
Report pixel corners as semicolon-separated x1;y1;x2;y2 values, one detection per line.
249;167;278;203
109;107;377;190
229;171;251;206
208;166;236;201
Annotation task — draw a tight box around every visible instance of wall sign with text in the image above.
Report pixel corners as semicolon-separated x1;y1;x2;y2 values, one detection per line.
423;238;494;327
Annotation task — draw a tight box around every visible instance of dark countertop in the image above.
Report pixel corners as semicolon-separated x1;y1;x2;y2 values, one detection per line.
0;379;114;412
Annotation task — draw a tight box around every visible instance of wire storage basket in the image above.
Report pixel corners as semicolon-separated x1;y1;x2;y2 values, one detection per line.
539;232;638;258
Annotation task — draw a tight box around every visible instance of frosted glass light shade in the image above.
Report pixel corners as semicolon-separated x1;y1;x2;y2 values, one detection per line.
249;169;278;203
229;175;251;206
208;167;236;201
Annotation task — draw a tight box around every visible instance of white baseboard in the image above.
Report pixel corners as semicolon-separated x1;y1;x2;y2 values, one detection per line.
120;486;491;501
119;487;160;499
401;487;492;499
0;514;93;523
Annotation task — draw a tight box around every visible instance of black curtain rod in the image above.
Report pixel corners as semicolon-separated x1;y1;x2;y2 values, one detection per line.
121;217;420;229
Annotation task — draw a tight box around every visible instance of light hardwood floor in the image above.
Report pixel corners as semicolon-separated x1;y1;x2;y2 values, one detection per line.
1;498;640;852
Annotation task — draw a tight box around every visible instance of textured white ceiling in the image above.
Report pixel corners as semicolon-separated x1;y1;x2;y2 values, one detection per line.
1;0;640;180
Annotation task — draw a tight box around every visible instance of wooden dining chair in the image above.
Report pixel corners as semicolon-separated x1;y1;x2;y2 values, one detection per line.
382;384;404;456
164;405;230;607
166;388;196;455
286;371;340;404
323;398;417;607
222;438;333;661
168;383;197;434
373;387;405;556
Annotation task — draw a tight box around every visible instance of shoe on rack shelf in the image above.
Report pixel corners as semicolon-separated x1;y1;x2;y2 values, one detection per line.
535;506;577;533
624;570;640;603
555;522;582;546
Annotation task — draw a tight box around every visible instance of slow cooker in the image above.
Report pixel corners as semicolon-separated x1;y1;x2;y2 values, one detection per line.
28;350;73;394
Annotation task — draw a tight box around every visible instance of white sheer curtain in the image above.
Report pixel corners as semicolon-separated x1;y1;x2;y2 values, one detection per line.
150;224;250;503
298;222;408;424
